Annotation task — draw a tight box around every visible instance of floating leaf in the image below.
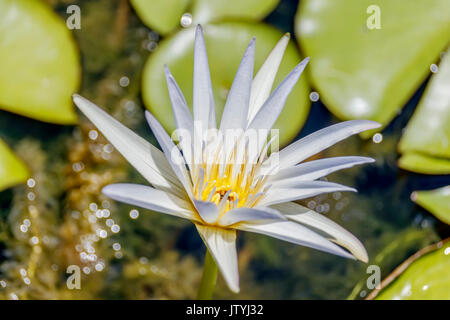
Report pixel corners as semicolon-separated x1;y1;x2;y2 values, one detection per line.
191;0;279;25
0;0;80;124
0;139;29;191
373;240;450;300
142;22;310;147
130;0;190;35
398;48;450;173
398;152;450;175
347;227;439;300
296;0;450;137
412;187;450;225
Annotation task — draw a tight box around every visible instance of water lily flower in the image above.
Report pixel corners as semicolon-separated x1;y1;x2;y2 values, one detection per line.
72;25;380;294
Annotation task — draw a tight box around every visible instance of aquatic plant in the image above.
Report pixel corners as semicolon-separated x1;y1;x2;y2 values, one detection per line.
73;25;379;296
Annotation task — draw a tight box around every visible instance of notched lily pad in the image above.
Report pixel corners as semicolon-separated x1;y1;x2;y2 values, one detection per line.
130;0;190;35
142;22;310;147
296;0;450;137
373;240;450;300
398;48;450;174
191;0;279;25
0;139;29;192
398;152;450;175
0;0;80;124
412;187;450;225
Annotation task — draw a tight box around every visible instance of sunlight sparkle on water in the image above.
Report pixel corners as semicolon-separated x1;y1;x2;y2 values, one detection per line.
372;133;383;143
180;13;192;27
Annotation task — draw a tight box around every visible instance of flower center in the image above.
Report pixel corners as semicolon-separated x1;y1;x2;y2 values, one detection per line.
200;174;248;210
210;186;238;205
193;163;268;215
189;133;276;215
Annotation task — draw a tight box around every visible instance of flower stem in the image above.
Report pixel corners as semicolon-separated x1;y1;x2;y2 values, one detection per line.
197;248;218;300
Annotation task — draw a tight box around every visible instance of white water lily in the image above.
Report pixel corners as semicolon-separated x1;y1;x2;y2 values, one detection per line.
72;25;380;294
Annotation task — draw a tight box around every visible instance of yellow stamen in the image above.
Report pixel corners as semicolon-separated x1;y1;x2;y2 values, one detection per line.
191;135;273;224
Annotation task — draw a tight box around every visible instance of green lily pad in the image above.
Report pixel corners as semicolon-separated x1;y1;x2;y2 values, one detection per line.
130;0;190;35
375;242;450;300
398;48;450;173
347;227;439;300
295;0;450;137
0;0;80;124
142;22;310;147
412;187;450;225
191;0;279;24
0;139;29;192
398;152;450;175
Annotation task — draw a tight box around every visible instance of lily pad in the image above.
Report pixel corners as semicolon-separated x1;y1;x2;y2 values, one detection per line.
0;0;80;124
0;139;29;192
398;152;450;175
129;0;190;35
347;227;438;300
191;0;279;24
398;48;450;174
375;241;450;300
142;22;310;147
295;0;450;137
412;187;450;225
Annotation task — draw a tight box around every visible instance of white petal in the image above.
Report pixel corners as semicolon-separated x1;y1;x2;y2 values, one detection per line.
193;200;220;224
270;156;374;185
217;207;285;227
145;111;194;198
277;120;381;170
259;181;356;206
195;224;239;293
248;33;290;122
102;183;197;221
72;94;185;198
272;202;368;262
164;65;194;134
164;65;194;171
220;37;255;131
236;220;354;260
194;25;216;130
247;57;309;149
